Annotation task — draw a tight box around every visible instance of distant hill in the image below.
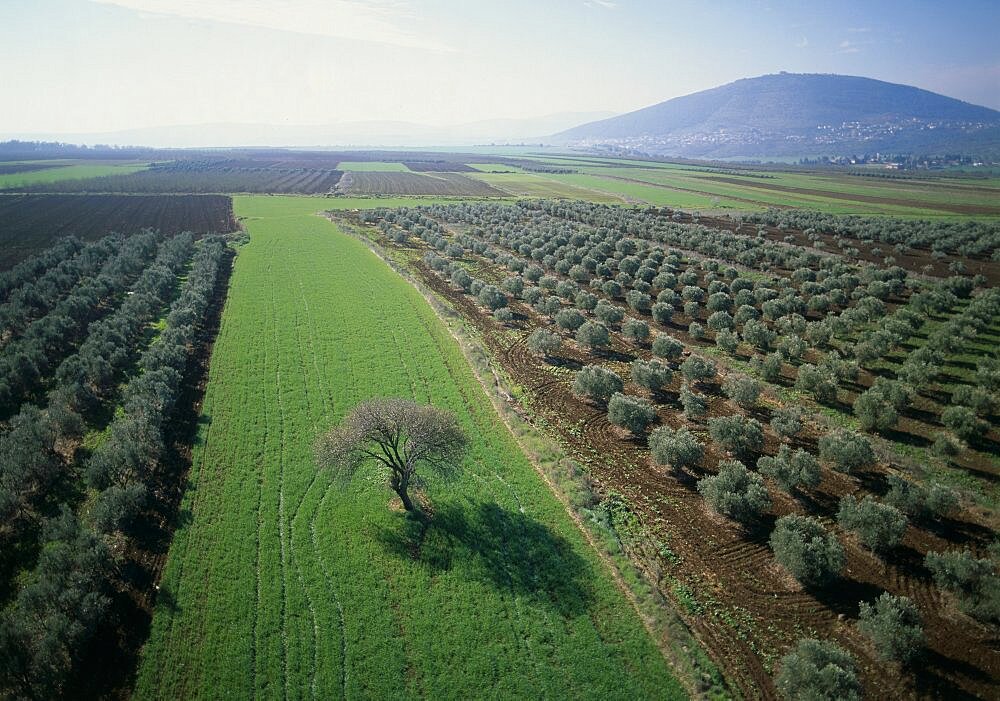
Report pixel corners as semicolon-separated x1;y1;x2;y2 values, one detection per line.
0;111;614;149
554;73;1000;158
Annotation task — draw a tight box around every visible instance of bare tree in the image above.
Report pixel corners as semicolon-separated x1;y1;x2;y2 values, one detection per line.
315;398;468;513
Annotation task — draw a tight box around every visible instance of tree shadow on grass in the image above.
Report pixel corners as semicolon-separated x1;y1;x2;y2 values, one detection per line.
377;501;594;617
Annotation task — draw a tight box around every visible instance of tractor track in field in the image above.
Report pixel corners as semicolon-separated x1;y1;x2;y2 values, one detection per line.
269;282;291;701
289;300;322;699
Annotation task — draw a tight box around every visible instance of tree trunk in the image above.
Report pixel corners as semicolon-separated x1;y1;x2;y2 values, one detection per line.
393;472;417;513
397;486;416;512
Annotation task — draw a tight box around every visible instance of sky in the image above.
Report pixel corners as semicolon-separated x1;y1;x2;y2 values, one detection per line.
0;0;998;139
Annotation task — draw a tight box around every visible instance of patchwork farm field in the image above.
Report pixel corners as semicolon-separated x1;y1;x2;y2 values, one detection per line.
0;161;148;189
0;194;238;269
335;170;505;196
135;196;684;699
7;162;344;195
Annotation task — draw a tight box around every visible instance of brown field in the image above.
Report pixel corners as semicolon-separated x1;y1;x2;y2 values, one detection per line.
0;194;237;269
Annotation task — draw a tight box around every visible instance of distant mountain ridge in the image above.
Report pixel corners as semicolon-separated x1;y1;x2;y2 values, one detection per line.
554;73;1000;158
1;112;614;149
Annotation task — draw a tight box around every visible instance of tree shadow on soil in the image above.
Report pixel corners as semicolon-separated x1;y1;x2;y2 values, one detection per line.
811;576;883;618
596;348;635;363
913;649;993;700
796;489;840;517
880;427;932;449
927;514;998;546
378;501;594;617
549;356;583;371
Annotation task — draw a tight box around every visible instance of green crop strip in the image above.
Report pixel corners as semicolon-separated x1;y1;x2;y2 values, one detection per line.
135;195;684;699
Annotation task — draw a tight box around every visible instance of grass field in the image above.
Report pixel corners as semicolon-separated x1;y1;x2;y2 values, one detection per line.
0;162;147;188
135;195;683;699
467;171;626;203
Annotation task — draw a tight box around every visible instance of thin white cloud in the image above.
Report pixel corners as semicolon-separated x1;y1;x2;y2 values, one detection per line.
86;0;453;52
847;26;872;33
585;0;618;8
795;36;808;48
837;39;861;54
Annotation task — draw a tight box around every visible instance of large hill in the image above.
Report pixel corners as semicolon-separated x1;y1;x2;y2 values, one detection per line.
554;73;1000;158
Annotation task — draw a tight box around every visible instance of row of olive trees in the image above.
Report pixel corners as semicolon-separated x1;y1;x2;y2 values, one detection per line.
0;231;162;419
0;235;85;301
86;237;226;534
0;237;226;699
403;202;948;425
745;207;1000;259
0;234;194;545
0;235;115;339
409;202;987;478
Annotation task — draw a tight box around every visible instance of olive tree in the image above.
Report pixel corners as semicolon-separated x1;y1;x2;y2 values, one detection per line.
818;430;875;474
708;415;764;458
775;638;860;701
754;352;784;382
622;317;650;344
722;375;761;409
837;494;908;554
925;550;1000;624
857;593;924;663
853;387;899;433
573;365;623;404
594;301;625;325
607;393;657;435
715;328;739;355
757;445;820;494
576;321;610;351
680;355;716;385
680;381;708;420
652;333;684;361
698;460;771;524
770;514;845;587
526;328;561;359
742;318;776;351
649;425;703;470
941;405;989;441
555;308;585;331
884;475;958;521
770;406;804;441
795;364;839;405
651;302;674;325
478;284;507;311
630;359;673;394
315;398;468;513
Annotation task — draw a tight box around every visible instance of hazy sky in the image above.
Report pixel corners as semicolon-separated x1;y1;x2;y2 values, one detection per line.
1;0;998;134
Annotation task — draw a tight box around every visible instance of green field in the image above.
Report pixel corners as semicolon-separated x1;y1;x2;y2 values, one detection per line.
135;195;683;699
467;171;626;203
335;161;411;171
492;154;1000;217
0;162;148;188
465;162;527;172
